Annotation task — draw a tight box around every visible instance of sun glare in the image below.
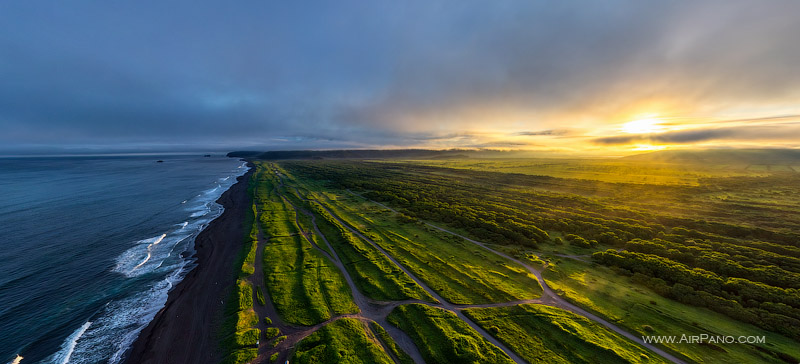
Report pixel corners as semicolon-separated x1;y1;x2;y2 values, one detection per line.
621;118;664;134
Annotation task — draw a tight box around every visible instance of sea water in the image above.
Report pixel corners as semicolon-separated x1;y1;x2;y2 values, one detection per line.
0;155;248;364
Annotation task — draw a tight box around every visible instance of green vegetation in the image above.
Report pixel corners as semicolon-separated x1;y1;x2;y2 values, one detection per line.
240;202;259;277
212;155;800;364
255;286;266;305
310;203;435;302
389;157;780;185
464;304;669;364
387;303;515;364
270;352;279;363
271;335;287;348
291;318;395;364
220;171;262;364
544;258;800;363
369;321;415;364
265;327;280;339
262;233;358;325
225;328;260;348
236;279;252;310
302;186;542;304
256;163;358;325
593;249;800;339
221;349;257;364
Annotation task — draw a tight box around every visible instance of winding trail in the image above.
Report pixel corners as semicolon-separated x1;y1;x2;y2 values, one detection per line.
352;191;687;364
254;169;685;364
252;170;426;364
278;178;426;364
307;192;528;364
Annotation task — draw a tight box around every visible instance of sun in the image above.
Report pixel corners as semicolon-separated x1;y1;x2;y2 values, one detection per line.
621;118;664;134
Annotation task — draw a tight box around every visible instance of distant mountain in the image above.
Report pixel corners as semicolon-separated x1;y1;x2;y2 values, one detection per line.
227;149;471;160
622;149;800;164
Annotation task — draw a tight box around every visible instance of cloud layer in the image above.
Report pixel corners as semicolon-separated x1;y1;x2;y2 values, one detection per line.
1;1;799;153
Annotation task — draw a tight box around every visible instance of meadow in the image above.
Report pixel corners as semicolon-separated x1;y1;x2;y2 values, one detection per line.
308;202;435;302
224;151;800;364
256;167;358;325
291;318;395;364
272;153;800;364
296;181;543;305
463;304;669;364
543;258;800;363
386;303;516;364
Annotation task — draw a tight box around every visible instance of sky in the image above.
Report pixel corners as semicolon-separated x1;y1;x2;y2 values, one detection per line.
1;1;799;155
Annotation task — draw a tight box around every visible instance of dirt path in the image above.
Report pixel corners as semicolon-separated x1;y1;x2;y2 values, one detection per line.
276;180;426;364
259;175;685;364
309;199;527;364
351;191;686;364
250;172;425;364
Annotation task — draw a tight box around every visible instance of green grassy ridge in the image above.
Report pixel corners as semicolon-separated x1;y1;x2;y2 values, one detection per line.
221;348;258;364
312;191;542;304
259;197;299;238
291;318;395;364
239;185;259;277
387;303;515;364
310;203;435;302
369;321;415;364
294;205;333;255
262;234;358;325
464;304;669;364
544;258;800;364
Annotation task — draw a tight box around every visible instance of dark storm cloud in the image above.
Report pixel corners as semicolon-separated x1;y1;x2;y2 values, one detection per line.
515;130;571;136
1;1;799;152
592;124;800;145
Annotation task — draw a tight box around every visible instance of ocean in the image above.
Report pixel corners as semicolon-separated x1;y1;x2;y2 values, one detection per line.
0;155;248;364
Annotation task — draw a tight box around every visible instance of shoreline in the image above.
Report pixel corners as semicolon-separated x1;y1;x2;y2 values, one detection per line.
124;163;253;364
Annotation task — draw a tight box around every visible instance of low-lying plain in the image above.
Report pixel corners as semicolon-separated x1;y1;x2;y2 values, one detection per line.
222;151;800;364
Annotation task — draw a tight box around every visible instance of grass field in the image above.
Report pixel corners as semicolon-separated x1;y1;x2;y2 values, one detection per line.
239;155;800;364
387;303;515;364
543;258;800;363
262;233;358;325
301;184;543;304
310;203;435;302
464;304;669;364
254;163;358;326
389;158;777;185
291;318;396;364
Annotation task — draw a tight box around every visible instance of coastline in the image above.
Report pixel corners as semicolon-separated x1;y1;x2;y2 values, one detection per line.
124;163;253;364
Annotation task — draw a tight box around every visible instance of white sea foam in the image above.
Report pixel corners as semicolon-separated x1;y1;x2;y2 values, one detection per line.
44;160;250;364
46;321;91;364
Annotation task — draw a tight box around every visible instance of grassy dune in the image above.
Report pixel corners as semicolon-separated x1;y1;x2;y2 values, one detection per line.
314;189;542;304
544;258;800;363
262;233;358;325
291;318;396;364
387;303;515;364
311;204;435;302
464;304;669;364
256;162;358;326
